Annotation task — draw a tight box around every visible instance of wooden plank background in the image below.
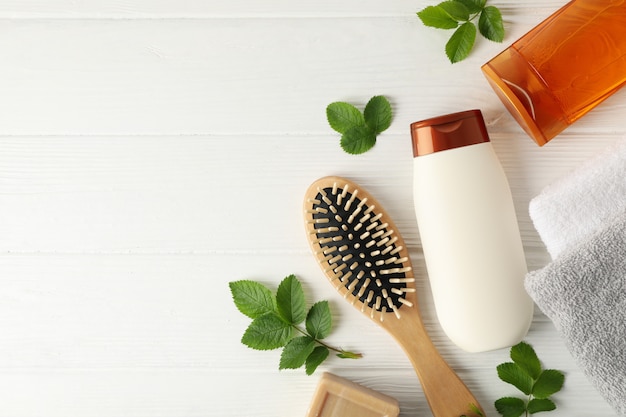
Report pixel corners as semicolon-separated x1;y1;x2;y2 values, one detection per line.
0;1;622;416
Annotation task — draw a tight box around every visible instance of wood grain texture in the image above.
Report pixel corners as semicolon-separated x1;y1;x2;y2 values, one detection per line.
1;133;619;255
1;18;625;136
0;0;624;416
0;254;616;416
0;0;565;18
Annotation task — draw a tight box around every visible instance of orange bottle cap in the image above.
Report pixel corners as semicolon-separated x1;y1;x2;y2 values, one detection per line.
410;109;490;157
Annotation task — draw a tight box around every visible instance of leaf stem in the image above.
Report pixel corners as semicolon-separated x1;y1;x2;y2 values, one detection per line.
292;324;362;358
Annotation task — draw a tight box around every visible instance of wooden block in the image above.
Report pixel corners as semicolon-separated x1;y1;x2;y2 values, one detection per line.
305;372;400;417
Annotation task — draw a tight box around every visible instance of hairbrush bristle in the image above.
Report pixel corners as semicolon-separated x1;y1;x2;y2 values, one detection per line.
305;179;415;320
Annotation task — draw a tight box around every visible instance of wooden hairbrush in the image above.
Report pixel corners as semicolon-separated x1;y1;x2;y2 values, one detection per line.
303;176;485;417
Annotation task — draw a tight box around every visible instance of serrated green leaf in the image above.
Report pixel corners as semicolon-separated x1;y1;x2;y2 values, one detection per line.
527;398;556;414
453;0;483;14
241;313;292;350
229;280;276;319
363;96;392;134
417;5;459;29
439;1;470;21
340;125;377;155
306;301;332;339
494;397;525;417
276;274;307;324
478;6;504;42
510;341;542;379
497;362;534;395
532;369;565;399
279;336;316;370
445;22;476;63
326;102;365;134
305;346;330;375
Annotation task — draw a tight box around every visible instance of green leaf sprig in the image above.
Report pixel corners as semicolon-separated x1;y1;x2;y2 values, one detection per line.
495;342;565;417
229;274;362;375
326;95;392;155
460;403;485;417
417;0;504;63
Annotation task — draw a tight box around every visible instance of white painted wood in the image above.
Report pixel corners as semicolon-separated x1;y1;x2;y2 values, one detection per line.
0;0;564;18
1;18;625;136
0;254;616;416
0;1;624;416
0;133;618;255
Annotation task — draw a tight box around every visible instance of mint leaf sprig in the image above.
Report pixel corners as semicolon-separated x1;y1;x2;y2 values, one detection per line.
417;0;504;63
495;341;565;417
326;95;392;155
229;274;362;375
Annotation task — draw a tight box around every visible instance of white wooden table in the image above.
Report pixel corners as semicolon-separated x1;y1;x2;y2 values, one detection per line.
0;1;622;416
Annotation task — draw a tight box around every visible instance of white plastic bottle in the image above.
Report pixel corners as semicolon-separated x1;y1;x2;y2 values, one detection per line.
410;109;533;352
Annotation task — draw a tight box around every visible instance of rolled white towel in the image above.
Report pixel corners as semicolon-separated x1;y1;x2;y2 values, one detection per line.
529;138;626;259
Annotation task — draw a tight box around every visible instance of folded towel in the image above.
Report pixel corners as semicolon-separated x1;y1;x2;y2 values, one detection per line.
529;138;626;259
525;210;626;416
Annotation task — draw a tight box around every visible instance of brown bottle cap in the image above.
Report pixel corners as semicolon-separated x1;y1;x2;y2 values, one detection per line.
410;109;490;157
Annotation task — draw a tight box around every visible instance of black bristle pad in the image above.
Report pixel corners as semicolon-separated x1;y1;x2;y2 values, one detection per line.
312;186;409;313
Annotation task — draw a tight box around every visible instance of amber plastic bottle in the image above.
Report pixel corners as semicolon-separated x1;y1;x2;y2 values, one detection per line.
482;0;626;146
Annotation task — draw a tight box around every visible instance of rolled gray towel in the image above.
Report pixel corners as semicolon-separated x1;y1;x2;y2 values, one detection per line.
525;210;626;416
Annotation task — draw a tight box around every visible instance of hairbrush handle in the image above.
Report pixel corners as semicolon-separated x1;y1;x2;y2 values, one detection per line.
386;314;485;417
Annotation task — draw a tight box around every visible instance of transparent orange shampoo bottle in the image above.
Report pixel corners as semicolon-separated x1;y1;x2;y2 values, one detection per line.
482;0;626;146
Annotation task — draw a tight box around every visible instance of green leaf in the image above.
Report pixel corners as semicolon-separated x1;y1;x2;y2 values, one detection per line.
468;403;485;417
417;5;459;29
494;397;525;417
305;346;330;375
461;403;485;417
527;398;556;414
279;336;316;370
306;301;332;339
241;313;292;350
276;274;307;324
497;362;534;395
532;369;565;399
510;341;542;379
229;280;276;319
478;6;504;42
340;125;377;155
445;21;476;63
363;95;392;134
337;351;362;359
326;102;365;134
454;0;484;14
439;1;470;21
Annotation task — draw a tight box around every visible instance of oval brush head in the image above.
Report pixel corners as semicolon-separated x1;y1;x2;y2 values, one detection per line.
303;176;417;322
303;176;485;417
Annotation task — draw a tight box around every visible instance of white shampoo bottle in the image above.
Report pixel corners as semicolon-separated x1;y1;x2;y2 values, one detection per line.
410;109;533;352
